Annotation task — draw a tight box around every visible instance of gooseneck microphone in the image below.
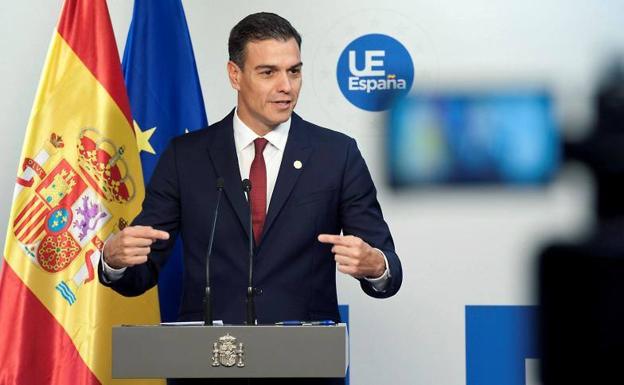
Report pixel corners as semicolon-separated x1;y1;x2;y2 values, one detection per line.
241;179;256;325
204;177;225;326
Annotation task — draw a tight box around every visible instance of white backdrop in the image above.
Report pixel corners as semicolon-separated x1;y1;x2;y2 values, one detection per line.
2;1;624;384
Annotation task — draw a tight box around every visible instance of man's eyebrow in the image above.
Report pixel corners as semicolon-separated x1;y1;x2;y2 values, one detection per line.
253;62;303;71
254;64;278;71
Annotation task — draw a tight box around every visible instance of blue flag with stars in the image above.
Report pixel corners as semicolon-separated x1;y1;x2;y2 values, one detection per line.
122;0;208;322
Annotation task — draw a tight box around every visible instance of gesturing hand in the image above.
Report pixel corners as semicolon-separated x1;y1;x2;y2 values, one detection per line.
317;234;385;279
103;225;170;269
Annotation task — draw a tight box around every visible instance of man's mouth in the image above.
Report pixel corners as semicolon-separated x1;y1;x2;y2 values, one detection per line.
272;100;292;109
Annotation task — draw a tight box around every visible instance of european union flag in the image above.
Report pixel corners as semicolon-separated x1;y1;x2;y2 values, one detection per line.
122;0;208;322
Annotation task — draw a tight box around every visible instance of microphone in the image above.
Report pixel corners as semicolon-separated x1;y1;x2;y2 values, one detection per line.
204;177;225;326
241;178;256;325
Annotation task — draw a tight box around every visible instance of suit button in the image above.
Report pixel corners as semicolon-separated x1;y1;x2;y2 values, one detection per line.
254;288;263;296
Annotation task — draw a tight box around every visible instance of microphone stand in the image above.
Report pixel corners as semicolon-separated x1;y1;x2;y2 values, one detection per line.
204;177;224;326
242;179;256;325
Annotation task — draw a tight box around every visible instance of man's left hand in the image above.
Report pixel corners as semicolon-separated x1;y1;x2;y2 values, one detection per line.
318;234;385;279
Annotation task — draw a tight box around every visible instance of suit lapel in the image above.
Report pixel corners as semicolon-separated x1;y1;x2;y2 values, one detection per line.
206;110;250;237
262;113;312;241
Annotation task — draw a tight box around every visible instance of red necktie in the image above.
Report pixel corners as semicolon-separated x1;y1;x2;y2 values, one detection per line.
249;138;269;244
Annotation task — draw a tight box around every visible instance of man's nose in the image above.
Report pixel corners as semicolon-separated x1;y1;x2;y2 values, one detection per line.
276;71;292;93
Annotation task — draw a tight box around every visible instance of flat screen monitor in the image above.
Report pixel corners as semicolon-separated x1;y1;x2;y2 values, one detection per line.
387;90;561;187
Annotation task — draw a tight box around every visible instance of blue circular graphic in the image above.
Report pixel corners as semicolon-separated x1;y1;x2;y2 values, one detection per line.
46;207;71;233
337;34;414;112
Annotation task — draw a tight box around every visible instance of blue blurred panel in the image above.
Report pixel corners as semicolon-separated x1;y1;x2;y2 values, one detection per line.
465;305;539;385
339;304;350;385
388;90;560;187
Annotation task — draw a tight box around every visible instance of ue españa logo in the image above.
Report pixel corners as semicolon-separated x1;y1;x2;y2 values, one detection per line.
337;33;414;112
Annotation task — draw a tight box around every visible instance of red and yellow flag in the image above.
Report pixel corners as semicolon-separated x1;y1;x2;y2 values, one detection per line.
0;1;162;384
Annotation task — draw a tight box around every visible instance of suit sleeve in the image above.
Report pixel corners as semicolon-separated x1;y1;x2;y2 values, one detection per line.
98;141;181;296
339;138;402;298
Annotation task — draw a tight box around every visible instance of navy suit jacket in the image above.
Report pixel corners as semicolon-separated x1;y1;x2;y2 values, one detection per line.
99;110;402;324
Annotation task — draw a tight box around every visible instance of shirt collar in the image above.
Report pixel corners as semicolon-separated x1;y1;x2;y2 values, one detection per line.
233;108;291;152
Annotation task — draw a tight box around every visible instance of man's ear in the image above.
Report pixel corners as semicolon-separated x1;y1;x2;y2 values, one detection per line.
227;61;242;91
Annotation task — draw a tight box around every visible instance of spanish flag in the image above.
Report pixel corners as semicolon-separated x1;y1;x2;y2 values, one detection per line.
0;1;162;384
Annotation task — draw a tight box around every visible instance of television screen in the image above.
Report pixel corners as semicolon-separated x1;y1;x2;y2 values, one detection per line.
387;90;561;187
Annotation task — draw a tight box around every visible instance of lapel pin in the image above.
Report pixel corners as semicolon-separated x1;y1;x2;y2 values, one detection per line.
293;160;302;169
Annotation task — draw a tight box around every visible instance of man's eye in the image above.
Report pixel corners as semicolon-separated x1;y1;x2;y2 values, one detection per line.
261;70;273;76
290;68;301;74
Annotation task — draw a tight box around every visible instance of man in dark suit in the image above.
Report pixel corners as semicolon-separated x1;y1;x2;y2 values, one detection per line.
99;12;402;382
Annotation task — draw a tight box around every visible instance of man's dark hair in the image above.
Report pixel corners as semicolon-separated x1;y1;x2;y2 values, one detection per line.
228;12;302;68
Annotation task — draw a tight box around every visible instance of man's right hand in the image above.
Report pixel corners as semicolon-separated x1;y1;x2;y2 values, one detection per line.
103;225;170;269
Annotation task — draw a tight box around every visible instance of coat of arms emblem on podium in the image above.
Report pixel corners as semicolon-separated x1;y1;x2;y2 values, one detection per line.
211;334;245;368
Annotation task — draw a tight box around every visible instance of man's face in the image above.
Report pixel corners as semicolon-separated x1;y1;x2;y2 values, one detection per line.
228;38;302;134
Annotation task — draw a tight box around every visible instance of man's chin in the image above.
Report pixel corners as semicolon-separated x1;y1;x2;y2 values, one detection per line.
268;110;294;126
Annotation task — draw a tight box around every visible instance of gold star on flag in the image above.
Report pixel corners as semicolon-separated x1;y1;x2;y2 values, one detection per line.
133;120;156;154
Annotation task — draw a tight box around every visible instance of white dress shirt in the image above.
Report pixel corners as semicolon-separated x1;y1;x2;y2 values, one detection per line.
102;109;389;290
233;109;288;210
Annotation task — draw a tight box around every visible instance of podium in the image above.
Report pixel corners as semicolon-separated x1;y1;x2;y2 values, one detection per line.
112;324;349;379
